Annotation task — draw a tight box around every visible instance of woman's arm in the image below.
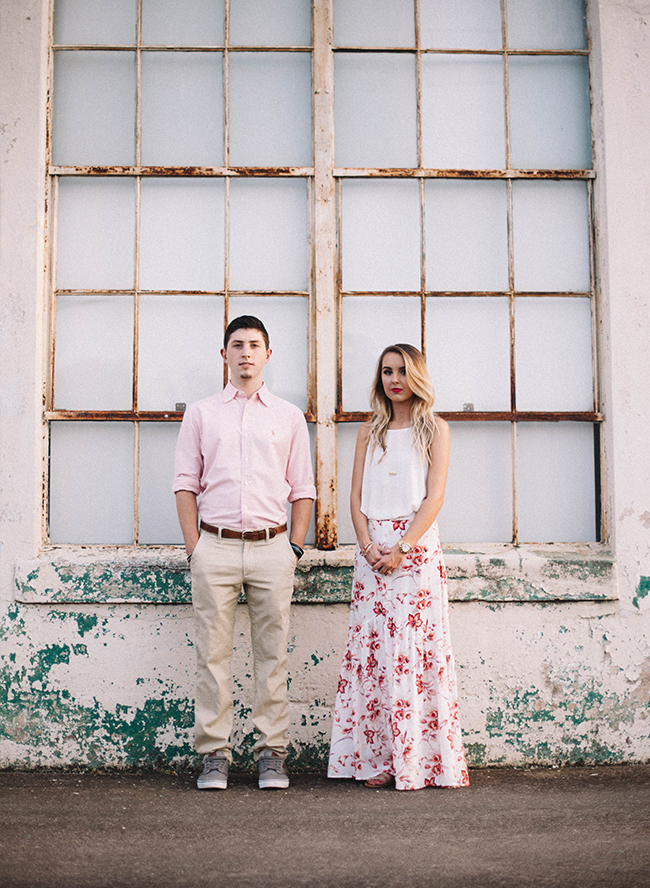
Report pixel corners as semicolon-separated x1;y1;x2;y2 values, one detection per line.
373;419;450;575
350;423;385;567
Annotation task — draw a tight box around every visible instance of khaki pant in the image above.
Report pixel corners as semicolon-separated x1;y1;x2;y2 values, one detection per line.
190;529;297;761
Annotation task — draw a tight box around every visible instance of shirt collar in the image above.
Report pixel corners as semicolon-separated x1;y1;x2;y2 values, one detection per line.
223;381;270;405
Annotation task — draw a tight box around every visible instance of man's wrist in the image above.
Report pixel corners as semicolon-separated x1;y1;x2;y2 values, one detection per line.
290;542;304;560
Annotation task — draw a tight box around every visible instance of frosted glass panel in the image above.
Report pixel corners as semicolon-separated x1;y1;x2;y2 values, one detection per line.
517;423;596;541
333;0;415;47
334;54;417;168
509;56;592;170
141;52;223;166
139;423;184;544
138;295;224;411
49;422;134;544
336;423;361;544
507;0;587;50
228;53;312;166
55;295;133;410
53;52;135;166
420;0;502;49
426;297;510;412
342;296;421;411
341;180;420;291
421;55;505;169
425;180;508;290
513;181;590;292
230;0;311;45
229;296;308;410
57;178;135;290
54;0;137;45
229;180;309;291
141;0;224;45
515;297;593;411
440;423;512;543
140;179;225;291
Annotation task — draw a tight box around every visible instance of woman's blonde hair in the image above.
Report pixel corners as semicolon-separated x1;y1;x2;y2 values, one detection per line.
368;343;439;463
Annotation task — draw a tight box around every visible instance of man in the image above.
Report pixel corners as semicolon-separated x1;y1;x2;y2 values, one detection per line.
173;316;315;790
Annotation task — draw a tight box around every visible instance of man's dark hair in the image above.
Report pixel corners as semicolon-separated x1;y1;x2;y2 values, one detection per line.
224;315;270;350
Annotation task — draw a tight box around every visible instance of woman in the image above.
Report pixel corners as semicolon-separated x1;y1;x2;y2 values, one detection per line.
328;344;469;791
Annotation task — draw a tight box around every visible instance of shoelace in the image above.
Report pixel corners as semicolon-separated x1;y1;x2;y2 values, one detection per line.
261;756;285;773
205;757;228;773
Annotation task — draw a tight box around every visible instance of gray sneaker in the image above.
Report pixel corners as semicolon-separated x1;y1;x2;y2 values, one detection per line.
258;750;289;790
197;751;229;790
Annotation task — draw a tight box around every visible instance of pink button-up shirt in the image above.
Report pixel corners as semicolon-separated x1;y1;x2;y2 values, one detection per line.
172;382;316;530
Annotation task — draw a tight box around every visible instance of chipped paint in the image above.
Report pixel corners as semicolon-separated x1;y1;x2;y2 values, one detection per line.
633;577;650;610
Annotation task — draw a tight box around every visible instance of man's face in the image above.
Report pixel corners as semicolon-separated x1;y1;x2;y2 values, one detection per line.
221;328;271;387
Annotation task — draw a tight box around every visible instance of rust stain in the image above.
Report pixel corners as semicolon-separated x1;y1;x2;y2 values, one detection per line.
315;512;336;551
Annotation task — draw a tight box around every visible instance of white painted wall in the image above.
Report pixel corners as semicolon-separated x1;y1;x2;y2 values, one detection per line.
0;0;648;769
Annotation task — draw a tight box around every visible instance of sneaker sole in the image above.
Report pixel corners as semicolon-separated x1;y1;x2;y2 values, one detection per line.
258;778;290;790
197;779;228;790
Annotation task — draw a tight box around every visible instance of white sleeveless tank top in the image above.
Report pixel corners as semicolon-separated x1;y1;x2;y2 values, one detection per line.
360;427;428;520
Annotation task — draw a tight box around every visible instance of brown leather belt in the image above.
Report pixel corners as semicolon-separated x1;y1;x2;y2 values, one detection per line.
200;521;287;541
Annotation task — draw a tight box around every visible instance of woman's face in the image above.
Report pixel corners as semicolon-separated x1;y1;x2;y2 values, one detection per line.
381;351;413;405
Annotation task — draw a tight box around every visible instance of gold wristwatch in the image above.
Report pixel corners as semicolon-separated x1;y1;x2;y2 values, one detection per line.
398;540;412;555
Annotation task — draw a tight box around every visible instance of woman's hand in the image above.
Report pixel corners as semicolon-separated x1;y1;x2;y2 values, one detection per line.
372;545;406;576
361;542;389;566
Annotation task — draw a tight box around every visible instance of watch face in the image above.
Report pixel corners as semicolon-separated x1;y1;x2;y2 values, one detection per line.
399;542;411;554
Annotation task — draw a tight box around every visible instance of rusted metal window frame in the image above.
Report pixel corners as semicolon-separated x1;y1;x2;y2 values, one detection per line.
44;0;602;549
44;0;318;547
330;0;602;547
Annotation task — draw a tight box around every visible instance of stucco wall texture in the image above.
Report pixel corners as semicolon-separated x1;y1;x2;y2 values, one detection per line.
1;0;649;770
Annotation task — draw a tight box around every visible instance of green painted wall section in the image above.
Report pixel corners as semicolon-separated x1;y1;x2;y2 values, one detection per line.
1;601;646;771
633;577;650;610
14;549;618;605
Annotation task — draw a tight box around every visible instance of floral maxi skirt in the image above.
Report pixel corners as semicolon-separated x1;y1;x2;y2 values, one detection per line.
327;518;470;791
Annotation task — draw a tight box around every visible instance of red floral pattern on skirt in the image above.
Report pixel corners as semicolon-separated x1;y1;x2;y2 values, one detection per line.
328;519;470;791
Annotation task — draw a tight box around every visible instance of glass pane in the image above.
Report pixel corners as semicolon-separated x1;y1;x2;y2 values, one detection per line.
440;422;512;543
54;294;134;410
139;423;184;544
425;180;508;290
141;52;223;166
512;180;590;292
507;0;587;50
342;296;421;411
230;0;311;46
228;52;312;166
341;180;420;292
426;297;510;412
52;51;135;166
333;0;415;47
49;422;134;544
229;296;309;411
57;178;135;290
515;297;593;411
141;0;224;45
517;422;596;542
138;294;224;411
509;56;592;170
336;423;361;544
229;179;309;291
421;55;505;169
334;53;417;168
139;179;225;291
420;0;502;49
54;0;137;45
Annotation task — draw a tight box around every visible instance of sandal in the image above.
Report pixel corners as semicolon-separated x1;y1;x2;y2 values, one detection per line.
365;772;394;788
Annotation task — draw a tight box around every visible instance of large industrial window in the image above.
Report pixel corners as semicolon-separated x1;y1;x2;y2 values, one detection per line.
45;0;600;550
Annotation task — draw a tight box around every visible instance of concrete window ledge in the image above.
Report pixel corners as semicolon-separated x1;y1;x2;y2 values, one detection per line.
14;543;618;605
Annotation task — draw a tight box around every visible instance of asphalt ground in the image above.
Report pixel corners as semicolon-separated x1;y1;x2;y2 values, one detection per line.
1;765;649;888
